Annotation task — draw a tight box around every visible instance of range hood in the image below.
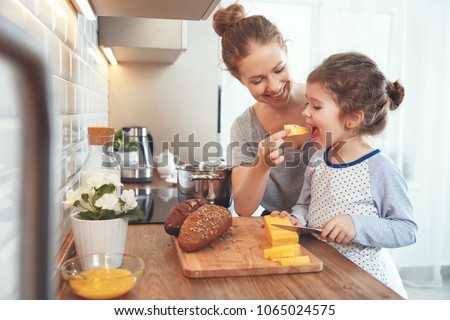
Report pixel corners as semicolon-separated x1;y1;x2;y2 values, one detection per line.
87;0;220;20
99;17;187;64
80;0;221;64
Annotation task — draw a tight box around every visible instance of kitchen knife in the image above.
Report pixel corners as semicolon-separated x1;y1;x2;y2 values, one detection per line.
271;224;323;235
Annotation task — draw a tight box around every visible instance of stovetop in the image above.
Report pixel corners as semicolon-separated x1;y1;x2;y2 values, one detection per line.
128;188;179;224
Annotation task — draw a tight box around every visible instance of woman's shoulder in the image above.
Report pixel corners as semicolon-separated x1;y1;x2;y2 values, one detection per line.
232;106;255;125
231;105;265;133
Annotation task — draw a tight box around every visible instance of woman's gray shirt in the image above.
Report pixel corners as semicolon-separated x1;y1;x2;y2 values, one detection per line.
230;106;314;214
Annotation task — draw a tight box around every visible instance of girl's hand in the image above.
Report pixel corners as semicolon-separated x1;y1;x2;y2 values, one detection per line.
320;215;356;244
257;130;289;167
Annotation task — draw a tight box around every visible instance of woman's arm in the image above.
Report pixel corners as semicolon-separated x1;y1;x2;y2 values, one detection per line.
232;130;289;216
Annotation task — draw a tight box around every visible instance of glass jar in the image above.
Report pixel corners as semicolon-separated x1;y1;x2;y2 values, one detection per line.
81;127;121;192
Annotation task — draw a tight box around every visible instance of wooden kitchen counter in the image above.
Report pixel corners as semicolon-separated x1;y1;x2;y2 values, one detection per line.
58;170;403;300
59;224;403;300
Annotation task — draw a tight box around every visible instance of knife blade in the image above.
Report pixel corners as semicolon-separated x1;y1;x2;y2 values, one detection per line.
271;224;323;235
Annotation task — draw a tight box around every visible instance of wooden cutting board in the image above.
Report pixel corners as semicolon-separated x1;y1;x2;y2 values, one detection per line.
173;216;323;278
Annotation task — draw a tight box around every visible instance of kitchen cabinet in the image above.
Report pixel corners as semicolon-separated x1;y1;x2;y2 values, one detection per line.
88;0;221;20
99;17;186;63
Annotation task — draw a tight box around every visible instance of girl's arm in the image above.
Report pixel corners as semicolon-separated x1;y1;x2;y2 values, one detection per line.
351;154;418;248
289;176;310;226
289;152;320;225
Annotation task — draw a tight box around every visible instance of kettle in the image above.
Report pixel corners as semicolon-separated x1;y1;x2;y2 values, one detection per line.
119;126;154;183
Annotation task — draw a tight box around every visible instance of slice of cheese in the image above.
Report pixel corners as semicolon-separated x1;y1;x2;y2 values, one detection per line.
264;215;299;247
263;216;309;267
284;124;309;137
270;255;311;266
264;244;300;259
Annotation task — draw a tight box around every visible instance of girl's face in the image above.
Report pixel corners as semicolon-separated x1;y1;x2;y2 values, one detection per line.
237;42;293;107
302;82;350;149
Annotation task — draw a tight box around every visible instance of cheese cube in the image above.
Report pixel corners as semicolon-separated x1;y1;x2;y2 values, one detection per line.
270;255;311;266
264;215;299;246
264;244;300;259
284;124;309;137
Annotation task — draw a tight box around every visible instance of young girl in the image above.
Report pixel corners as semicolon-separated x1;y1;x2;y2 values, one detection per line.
286;52;418;297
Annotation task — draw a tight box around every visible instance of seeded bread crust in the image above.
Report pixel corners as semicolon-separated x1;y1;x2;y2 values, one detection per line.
164;198;209;236
177;204;232;252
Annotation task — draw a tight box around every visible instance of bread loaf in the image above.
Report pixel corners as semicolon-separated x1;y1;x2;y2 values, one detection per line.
164;198;209;236
177;204;232;252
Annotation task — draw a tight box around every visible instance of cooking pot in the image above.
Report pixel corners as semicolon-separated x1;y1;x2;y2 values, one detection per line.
177;160;232;208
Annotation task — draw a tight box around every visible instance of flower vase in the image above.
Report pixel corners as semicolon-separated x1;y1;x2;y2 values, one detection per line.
71;213;128;267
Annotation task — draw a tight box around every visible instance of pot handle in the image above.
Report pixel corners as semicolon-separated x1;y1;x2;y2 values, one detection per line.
189;173;222;181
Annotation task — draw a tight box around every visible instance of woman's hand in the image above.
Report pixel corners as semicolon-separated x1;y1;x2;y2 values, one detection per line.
257;129;290;167
320;215;356;244
270;210;302;226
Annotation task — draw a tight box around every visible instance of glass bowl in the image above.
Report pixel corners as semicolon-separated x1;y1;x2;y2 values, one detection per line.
59;253;144;299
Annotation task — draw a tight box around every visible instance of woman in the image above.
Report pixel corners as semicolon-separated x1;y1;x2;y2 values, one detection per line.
213;3;314;216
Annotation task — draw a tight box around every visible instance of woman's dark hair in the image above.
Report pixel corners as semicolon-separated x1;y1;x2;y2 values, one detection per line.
213;3;286;79
307;52;405;136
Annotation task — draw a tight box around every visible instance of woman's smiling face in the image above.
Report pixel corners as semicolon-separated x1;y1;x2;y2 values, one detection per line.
302;82;349;149
237;42;293;107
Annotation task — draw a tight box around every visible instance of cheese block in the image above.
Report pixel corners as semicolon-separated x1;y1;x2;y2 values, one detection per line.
263;216;308;267
264;215;299;246
264;244;300;259
270;255;311;266
284;124;309;137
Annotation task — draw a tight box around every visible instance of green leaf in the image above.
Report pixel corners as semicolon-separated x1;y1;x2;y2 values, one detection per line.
114;130;122;152
81;194;89;202
77;211;97;220
92;193;101;207
119;209;144;219
97;184;116;196
99;210;118;220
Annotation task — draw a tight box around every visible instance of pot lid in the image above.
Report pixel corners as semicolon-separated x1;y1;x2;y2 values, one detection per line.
179;159;230;172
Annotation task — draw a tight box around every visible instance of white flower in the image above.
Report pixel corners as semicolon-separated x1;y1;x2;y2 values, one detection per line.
105;173;123;189
87;173;108;189
95;193;119;210
86;172;122;191
120;189;138;212
63;187;95;209
78;186;95;197
63;189;82;209
63;178;142;220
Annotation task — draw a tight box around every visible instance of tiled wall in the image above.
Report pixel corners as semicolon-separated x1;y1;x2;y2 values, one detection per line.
0;0;109;298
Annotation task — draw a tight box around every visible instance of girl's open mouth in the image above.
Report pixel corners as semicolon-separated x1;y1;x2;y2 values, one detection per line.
310;126;319;140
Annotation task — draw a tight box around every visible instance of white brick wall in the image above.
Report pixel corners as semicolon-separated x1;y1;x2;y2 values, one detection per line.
0;0;109;298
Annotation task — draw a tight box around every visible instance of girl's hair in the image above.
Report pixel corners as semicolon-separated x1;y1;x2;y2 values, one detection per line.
308;52;405;136
213;2;286;79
